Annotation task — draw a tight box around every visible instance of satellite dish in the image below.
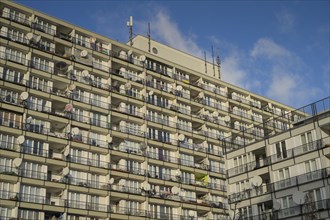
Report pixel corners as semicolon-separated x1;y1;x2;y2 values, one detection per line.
140;142;147;150
212;111;219;117
17;135;25;145
82;70;89;77
13;158;22;167
176;85;183;91
124;83;131;89
62;167;69;176
171;186;179;195
71;127;79;135
178;134;185;141
63;145;70;157
188;210;195;217
142;182;151;191
293;191;305;204
140;55;146;61
127;50;133;56
106;134;112;143
66;65;73;74
64;104;73;112
26;33;34;41
148;90;154;96
155;185;160;193
273;201;281;210
119;179;125;186
176;170;182;176
146;75;152;81
251;176;262;187
26;116;33;124
198;92;204;99
34;35;41;43
68;84;76;91
20;92;29;100
109;178;114;185
80;50;88;58
243;182;251;190
224;116;230;122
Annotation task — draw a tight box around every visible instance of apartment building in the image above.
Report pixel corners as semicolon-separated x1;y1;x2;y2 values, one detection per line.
226;100;330;220
0;1;328;220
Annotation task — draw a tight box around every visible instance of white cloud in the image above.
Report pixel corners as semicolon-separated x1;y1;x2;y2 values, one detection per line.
276;9;295;32
222;54;248;88
251;38;291;59
152;11;204;58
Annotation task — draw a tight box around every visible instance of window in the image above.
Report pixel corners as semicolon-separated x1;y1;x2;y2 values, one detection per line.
276;167;293;189
276;141;287;159
20;184;45;203
18;209;41;220
20;161;46;180
0;46;26;64
32;57;54;73
0;67;23;84
0;133;15;150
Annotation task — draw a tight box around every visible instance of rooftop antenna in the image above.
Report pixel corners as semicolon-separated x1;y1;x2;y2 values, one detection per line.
148;22;151;53
216;48;221;79
127;16;133;46
204;51;207;74
212;46;215;77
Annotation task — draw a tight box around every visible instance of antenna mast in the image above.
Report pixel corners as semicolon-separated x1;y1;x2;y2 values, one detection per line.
216;48;221;79
127;16;133;46
212;46;215;77
148;22;151;52
204;51;207;74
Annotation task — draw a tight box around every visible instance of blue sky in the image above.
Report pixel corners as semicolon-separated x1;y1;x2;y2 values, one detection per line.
17;0;329;108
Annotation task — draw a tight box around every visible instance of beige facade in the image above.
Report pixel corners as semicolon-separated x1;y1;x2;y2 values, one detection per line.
0;1;328;220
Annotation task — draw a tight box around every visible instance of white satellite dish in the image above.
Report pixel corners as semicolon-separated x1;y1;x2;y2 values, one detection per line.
293;191;305;204
176;85;183;91
146;75;152;81
176;170;182;177
224;116;230;123
34;35;41;43
127;50;133;56
66;65;73;74
63;145;70;157
273;201;281;210
68;84;76;91
251;176;262;187
17;135;25;144
64;103;73;112
106;134;112;143
188;210;195;217
140;142;147;150
26;33;34;41
71;127;80;135
171;186;179;195
142;182;151;191
82;70;89;77
20;92;29;100
198;92;204;99
26;116;33;124
109;178;115;185
178;134;185;141
119;179;125;186
62;167;69;176
148;90;154;96
140;55;146;61
212;111;219;117
124;83;131;89
243;182;251;190
13;158;22;167
80;50;88;58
